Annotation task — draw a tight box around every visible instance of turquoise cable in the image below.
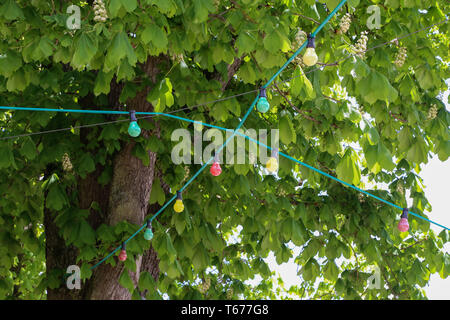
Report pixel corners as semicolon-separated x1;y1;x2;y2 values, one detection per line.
90;99;259;270
233;131;450;231
263;0;348;88
90;0;350;269
0;106;233;133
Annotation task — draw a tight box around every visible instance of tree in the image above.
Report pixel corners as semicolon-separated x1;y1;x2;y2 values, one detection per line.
0;0;449;300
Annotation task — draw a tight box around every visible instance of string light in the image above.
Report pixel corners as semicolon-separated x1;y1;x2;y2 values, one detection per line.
210;153;222;176
303;34;318;66
256;88;270;113
173;191;184;213
82;3;450;272
128;110;141;137
118;243;127;261
143;220;153;240
398;208;409;232
266;148;279;173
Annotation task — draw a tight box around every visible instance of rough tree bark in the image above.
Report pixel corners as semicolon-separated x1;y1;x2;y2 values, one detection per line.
44;56;165;300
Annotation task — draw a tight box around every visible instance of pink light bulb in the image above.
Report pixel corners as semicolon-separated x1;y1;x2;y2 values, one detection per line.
210;162;222;176
118;249;127;261
397;218;409;232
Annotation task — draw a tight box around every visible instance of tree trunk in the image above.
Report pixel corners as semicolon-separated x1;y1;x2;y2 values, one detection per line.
44;56;165;300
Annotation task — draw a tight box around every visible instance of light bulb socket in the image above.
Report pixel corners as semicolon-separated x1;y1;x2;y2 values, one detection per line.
271;148;279;158
401;208;408;219
306;34;315;48
121;242;126;250
129;110;137;122
176;191;182;200
259;88;267;98
146;219;152;229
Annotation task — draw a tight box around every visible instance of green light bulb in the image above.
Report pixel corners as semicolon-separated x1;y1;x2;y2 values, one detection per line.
144;228;153;241
128;121;141;137
257;97;270;113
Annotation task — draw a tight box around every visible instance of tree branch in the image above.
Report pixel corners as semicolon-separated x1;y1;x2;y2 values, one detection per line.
273;83;321;124
292;13;320;25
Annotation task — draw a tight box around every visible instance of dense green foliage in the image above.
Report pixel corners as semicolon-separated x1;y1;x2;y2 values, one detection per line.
0;0;449;300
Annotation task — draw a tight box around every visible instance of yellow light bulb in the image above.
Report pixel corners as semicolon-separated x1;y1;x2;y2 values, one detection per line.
303;47;318;66
174;199;184;213
266;157;278;173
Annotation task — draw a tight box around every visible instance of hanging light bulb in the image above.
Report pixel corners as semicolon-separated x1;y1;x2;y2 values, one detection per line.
144;220;154;241
257;88;270;113
118;243;127;261
303;34;318;66
173;191;184;213
266;148;279;173
128;110;141;137
210;153;222;176
397;208;409;232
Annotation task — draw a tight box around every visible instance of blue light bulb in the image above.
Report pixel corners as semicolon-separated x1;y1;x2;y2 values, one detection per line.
257;97;270;113
128;121;141;137
257;88;270;113
144;228;153;240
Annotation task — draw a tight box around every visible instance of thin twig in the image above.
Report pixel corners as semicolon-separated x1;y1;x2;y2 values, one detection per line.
273;83;321;124
293;13;320;25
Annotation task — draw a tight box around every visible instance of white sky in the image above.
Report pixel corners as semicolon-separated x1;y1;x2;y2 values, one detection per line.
421;156;450;299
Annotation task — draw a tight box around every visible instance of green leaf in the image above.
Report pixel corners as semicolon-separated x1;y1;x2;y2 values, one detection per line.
0;145;15;169
291;67;303;97
192;243;209;270
77;153;96;179
46;184;67;211
38;37;54;59
291;219;307;246
150;0;178;17
236;32;256;56
0;50;22;77
121;0;137;12
80;263;92;280
324;0;341;9
165;233;177;262
6;68;28;92
364;142;395;174
172;213;186;235
138;271;156;291
20;137;38;160
279;115;296;145
192;0;215;23
358;71;398;105
119;270;135;292
324;260;339;282
78;220;96;245
406;137;428;164
72;33;98;69
366;127;380;145
336;149;361;185
263;29;291;54
302;74;315;99
415;64;435;90
105;31;137;71
141;24;168;51
301;258;320;282
109;0;122;17
0;0;24;20
149;178;165;206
